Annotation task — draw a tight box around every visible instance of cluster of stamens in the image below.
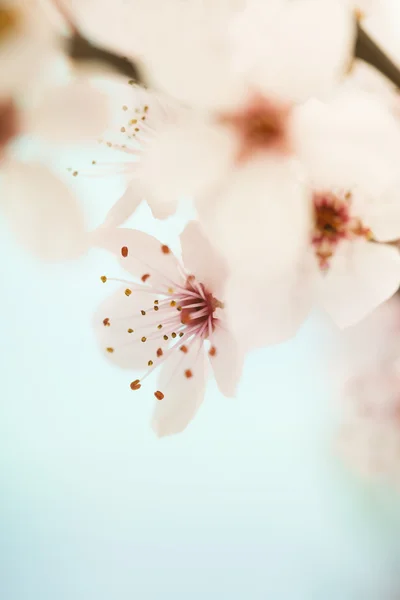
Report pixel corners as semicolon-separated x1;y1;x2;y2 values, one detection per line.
100;243;222;401
312;190;372;270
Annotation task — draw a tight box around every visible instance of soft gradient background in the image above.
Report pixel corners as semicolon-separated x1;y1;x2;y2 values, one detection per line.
2;148;400;599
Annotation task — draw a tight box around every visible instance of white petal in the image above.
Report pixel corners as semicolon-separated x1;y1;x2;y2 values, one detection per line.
27;79;109;143
208;323;244;397
151;340;207;437
225;266;313;349
101;184;143;228
294;89;400;197
200;157;312;280
232;0;355;103
318;240;400;328
138;117;236;210
90;227;184;289
1;159;86;260
94;286;160;370
353;181;400;242
180;221;229;300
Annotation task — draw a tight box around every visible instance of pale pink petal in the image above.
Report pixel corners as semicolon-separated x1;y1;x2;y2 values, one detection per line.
318;240;400;328
90;227;184;288
101;184;143;228
151;340;207;437
232;0;354;103
200;157;312;280
94;286;160;370
27;79;109;143
225;267;313;349
208;323;243;397
1;159;86;260
352;182;400;242
294;89;400;197
138;117;236;210
180;221;229;300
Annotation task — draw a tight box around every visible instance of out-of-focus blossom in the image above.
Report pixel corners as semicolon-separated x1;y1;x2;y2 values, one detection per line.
0;0;56;98
335;296;400;482
86;81;184;227
92;222;243;437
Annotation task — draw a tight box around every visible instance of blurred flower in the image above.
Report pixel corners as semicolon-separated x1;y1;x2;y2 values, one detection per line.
87;81;184;227
92;221;243;437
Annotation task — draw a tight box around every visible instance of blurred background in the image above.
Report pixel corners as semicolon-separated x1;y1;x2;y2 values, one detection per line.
1;169;400;599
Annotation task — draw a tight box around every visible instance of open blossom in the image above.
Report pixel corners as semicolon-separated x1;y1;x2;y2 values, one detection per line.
86;80;184;228
92;222;243;437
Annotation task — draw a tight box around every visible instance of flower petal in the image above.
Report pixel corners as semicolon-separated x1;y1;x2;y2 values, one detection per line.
353;181;400;242
151;340;207;437
90;227;184;289
318;240;400;328
232;0;355;103
1;159;86;260
208;323;243;397
27;79;109;143
94;286;160;370
180;220;229;300
101;183;144;228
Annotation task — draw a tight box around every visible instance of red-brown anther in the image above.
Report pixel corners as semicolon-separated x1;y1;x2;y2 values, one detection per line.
141;310;146;316
121;246;129;258
141;273;150;282
103;318;110;327
185;369;193;379
180;345;188;353
130;379;141;390
209;346;217;357
161;244;170;254
157;348;163;357
154;390;164;400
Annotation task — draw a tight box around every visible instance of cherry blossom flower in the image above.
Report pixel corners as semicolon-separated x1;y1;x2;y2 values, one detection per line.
92;222;243;437
83;80;184;228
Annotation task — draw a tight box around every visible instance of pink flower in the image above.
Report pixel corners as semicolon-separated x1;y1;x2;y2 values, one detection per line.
91;222;244;437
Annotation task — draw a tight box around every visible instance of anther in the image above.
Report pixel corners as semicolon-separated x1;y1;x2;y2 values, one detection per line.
125;289;132;296
127;328;134;333
157;348;163;357
154;391;164;401
157;324;163;330
121;246;129;258
100;276;107;283
148;360;153;367
154;300;159;305
141;273;150;282
170;300;176;307
141;310;146;316
154;306;159;311
171;333;177;338
179;333;184;338
163;335;169;341
161;245;170;254
103;318;110;327
130;379;141;390
209;346;217;357
106;347;114;353
185;369;193;379
180;345;188;353
141;336;147;343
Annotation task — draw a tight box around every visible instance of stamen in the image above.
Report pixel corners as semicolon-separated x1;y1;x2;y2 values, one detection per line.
180;345;188;353
209;346;217;357
128;328;134;333
157;348;163;357
141;273;150;282
130;379;141;390
141;310;146;316
103;318;110;327
185;369;193;379
148;360;153;366
141;337;147;342
125;289;132;296
121;246;129;258
154;391;164;400
161;245;170;254
106;347;114;353
101;276;107;283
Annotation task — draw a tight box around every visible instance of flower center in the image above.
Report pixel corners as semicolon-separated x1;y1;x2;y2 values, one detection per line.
312;191;372;270
219;92;291;163
100;248;223;400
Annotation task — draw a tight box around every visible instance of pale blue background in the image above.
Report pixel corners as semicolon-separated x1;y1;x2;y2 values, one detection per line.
1;158;400;599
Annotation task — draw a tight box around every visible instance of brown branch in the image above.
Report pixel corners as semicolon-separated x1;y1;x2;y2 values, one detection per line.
355;23;400;89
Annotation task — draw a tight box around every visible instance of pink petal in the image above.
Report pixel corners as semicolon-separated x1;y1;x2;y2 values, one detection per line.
27;79;109;143
101;183;144;228
90;227;185;289
319;240;400;328
353;181;400;243
2;159;86;260
208;323;243;398
225;267;313;349
180;221;229;300
94;286;161;370
232;0;354;103
151;341;207;438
